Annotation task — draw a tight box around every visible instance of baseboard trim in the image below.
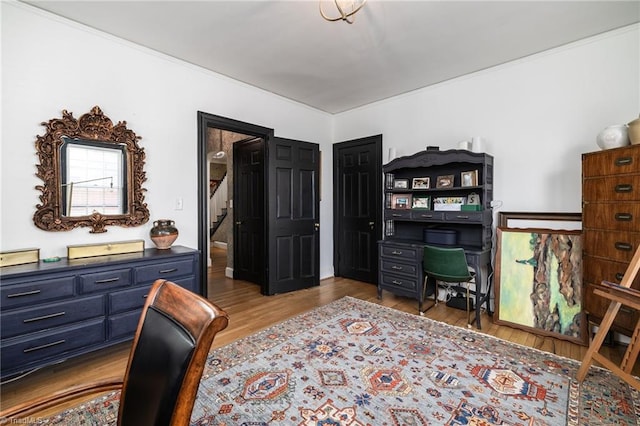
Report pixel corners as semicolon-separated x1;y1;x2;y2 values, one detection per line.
225;267;233;278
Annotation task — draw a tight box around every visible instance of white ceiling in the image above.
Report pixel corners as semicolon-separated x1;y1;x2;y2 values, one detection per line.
23;1;640;114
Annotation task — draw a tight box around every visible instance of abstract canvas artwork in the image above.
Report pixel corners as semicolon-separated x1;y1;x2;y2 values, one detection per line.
495;227;585;344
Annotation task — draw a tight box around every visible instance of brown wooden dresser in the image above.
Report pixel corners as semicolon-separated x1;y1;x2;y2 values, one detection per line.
582;144;640;335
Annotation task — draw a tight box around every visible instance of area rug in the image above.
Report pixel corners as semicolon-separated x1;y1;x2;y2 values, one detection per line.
39;296;639;425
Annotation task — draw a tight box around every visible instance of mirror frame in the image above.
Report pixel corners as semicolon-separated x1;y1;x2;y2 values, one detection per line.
33;106;149;233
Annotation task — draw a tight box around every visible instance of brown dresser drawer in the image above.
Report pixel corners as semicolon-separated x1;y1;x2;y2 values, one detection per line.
582;203;640;231
583;231;640;262
583;255;640;290
582;174;640;202
582;145;640;177
584;283;639;332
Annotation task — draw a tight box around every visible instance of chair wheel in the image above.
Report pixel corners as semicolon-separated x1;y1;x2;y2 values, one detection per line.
419;311;424;316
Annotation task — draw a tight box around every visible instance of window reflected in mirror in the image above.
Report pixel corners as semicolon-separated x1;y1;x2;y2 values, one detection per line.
61;137;127;217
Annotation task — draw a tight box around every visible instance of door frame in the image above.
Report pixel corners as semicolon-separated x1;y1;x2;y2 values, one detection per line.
332;135;383;282
197;111;273;297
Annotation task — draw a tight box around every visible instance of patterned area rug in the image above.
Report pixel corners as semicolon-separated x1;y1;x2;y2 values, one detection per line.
41;297;639;425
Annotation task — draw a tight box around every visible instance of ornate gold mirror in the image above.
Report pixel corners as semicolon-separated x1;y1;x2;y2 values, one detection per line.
33;106;149;233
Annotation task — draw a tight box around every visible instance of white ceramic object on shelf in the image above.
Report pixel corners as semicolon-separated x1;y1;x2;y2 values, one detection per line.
596;124;630;150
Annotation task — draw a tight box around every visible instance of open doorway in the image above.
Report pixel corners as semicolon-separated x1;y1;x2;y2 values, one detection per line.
197;112;273;297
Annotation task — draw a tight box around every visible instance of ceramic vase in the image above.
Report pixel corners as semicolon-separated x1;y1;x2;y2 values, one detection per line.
150;219;178;249
596;124;630;150
628;115;640;145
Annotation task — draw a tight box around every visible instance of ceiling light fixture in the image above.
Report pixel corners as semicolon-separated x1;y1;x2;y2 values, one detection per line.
319;0;367;24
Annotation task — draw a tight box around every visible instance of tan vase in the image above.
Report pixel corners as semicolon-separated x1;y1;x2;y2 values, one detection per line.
150;219;179;249
628;115;640;145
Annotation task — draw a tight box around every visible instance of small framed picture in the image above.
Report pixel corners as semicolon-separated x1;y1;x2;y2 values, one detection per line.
461;170;478;187
411;177;430;189
392;194;411;209
412;195;430;209
393;179;409;189
436;174;454;188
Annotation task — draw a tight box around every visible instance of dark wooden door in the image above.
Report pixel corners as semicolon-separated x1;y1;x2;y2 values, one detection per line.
333;135;383;284
266;137;320;295
233;137;265;286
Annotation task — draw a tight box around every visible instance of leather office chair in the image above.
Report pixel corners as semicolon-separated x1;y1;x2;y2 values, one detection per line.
577;245;640;391
422;245;475;326
0;279;229;425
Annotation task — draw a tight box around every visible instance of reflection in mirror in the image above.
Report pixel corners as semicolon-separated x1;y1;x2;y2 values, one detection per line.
33;106;149;233
61;137;127;217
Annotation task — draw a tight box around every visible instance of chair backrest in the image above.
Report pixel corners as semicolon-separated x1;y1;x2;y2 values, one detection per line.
118;279;229;426
423;245;472;282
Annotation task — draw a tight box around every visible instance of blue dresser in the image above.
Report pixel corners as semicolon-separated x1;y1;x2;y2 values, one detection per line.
0;246;199;379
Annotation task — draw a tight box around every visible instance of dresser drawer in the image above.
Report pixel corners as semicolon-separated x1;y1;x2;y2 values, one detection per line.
109;285;149;315
583;255;640;290
1;319;106;375
582;145;640;177
583;203;640;232
380;244;420;262
585;283;639;332
379;272;419;291
1;295;104;339
108;310;141;341
380;259;419;278
78;268;132;293
583;231;640;262
135;258;195;283
583;175;640;202
0;277;75;309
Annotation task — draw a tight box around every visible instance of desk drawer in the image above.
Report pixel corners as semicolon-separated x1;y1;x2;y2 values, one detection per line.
136;259;194;283
1;295;104;339
79;269;132;293
379;272;418;291
1;319;106;375
380;245;420;262
411;211;444;221
1;277;75;309
444;211;484;222
385;209;412;220
380;259;419;278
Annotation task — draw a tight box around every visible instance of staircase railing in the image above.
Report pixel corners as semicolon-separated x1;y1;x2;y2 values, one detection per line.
210;174;228;237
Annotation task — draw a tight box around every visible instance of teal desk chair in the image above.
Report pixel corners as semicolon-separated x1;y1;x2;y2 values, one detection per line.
422;245;476;326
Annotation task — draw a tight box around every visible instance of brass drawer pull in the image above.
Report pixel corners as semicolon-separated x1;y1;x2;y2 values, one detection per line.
95;277;120;284
614;184;633;193
391;265;403;270
391;280;403;285
614;242;633;251
23;339;65;353
23;311;65;323
159;268;178;274
455;215;470;219
615;213;633;221
620;306;634;315
419;214;434;218
616;272;625;281
7;289;41;298
391;250;403;255
614;156;633;166
392;214;403;217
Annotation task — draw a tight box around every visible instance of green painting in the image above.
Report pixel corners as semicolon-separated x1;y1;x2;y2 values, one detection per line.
495;228;585;344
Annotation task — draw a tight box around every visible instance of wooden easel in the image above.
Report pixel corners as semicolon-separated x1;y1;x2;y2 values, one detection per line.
576;245;640;390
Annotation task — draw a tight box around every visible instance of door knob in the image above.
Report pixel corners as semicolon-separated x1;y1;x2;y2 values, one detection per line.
314;223;320;231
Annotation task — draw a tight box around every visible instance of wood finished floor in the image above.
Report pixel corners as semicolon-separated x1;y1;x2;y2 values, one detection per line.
1;246;638;416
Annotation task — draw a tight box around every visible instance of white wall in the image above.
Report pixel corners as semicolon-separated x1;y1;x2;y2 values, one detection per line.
1;2;335;278
333;24;639;216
